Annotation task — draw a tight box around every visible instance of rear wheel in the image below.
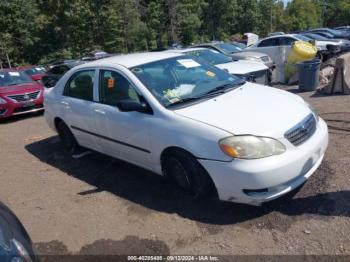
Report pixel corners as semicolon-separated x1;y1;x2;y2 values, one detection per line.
56;121;78;153
163;150;215;198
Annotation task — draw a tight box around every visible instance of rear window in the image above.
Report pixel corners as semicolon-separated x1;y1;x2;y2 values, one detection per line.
0;71;33;87
258;38;279;47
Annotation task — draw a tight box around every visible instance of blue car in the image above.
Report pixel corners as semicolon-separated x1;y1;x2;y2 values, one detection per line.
0;202;38;262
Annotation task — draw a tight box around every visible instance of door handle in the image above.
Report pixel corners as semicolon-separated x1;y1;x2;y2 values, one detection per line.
94;109;105;115
60;101;70;108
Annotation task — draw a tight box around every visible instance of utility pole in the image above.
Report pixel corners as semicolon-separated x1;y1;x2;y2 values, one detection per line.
270;0;273;33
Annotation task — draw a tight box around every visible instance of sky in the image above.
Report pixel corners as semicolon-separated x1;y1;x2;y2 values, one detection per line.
283;0;291;6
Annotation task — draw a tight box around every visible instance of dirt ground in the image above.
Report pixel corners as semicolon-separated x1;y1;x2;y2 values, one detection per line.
0;87;349;258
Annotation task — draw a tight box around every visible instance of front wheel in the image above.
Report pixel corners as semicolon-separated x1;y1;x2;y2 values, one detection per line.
163;151;215;198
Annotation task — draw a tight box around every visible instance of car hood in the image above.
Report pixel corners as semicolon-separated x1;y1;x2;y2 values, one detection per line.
315;40;341;46
0;82;43;95
329;39;350;45
216;61;267;75
174;83;311;138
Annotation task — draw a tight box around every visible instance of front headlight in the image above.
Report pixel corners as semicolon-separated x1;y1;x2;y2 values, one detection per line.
307;103;319;122
219;136;286;159
0;97;7;105
244;57;260;62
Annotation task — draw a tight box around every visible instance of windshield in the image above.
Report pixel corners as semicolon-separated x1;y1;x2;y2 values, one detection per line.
0;71;34;87
215;43;242;53
186;49;232;65
295;35;312;41
303;33;328;41
231;42;246;49
24;67;46;76
131;55;243;107
327;29;343;36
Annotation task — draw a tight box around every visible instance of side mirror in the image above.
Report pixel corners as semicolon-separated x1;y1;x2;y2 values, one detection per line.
117;99;151;113
42;75;59;88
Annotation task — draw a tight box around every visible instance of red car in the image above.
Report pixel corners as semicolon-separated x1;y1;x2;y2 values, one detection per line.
16;65;47;82
0;70;44;119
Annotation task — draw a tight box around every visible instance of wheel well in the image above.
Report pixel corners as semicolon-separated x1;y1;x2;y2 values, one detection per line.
54;117;64;130
160;147;192;169
160;146;218;197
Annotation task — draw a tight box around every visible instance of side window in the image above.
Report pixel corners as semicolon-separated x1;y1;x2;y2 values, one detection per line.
258;38;279;47
99;70;140;106
280;37;296;46
63;70;95;101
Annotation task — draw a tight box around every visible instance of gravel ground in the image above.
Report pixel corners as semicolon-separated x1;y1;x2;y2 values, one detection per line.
0;87;349;258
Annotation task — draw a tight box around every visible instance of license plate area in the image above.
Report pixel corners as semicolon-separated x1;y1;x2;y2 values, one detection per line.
22;101;35;108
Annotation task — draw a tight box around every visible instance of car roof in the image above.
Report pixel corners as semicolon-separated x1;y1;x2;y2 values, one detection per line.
194;43;218;47
77;52;184;69
16;65;37;70
167;47;206;53
258;34;298;41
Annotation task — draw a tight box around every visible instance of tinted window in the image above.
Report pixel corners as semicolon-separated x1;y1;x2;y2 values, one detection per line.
280;37;297;46
24;67;46;75
0;71;33;87
258;38;279;47
187;49;232;65
64;70;95;101
99;70;140;106
50;65;69;75
302;33;328;41
215;43;242;53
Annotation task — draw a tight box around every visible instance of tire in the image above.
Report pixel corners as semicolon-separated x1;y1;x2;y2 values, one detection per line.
163;150;214;198
56;121;78;153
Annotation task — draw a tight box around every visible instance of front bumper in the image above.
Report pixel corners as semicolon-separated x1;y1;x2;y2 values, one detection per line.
199;118;329;205
0;97;44;119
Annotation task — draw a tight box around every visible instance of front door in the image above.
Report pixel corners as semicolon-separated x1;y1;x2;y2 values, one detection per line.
92;69;153;170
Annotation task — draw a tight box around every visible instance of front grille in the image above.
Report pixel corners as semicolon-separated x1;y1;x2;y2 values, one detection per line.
7;91;40;102
285;114;316;146
261;56;270;62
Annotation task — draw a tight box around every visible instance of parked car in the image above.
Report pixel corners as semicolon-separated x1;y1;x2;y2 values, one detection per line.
81;50;114;61
247;34;339;61
44;52;328;205
268;32;285;37
0;70;44;119
301;32;350;53
193;42;274;68
0;201;39;261
334;26;350;35
16;65;46;82
230;41;247;49
308;28;350;40
168;47;270;85
42;59;85;88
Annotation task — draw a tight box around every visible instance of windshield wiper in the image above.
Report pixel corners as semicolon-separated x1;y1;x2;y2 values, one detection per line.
167;97;202;107
166;81;245;108
204;81;245;95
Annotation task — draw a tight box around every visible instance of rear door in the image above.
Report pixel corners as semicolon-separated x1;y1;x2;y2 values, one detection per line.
59;69;101;151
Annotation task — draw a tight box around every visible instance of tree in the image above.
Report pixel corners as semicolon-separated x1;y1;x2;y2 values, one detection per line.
285;0;321;31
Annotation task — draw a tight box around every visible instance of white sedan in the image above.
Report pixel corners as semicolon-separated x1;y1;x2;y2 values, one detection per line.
44;52;328;205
